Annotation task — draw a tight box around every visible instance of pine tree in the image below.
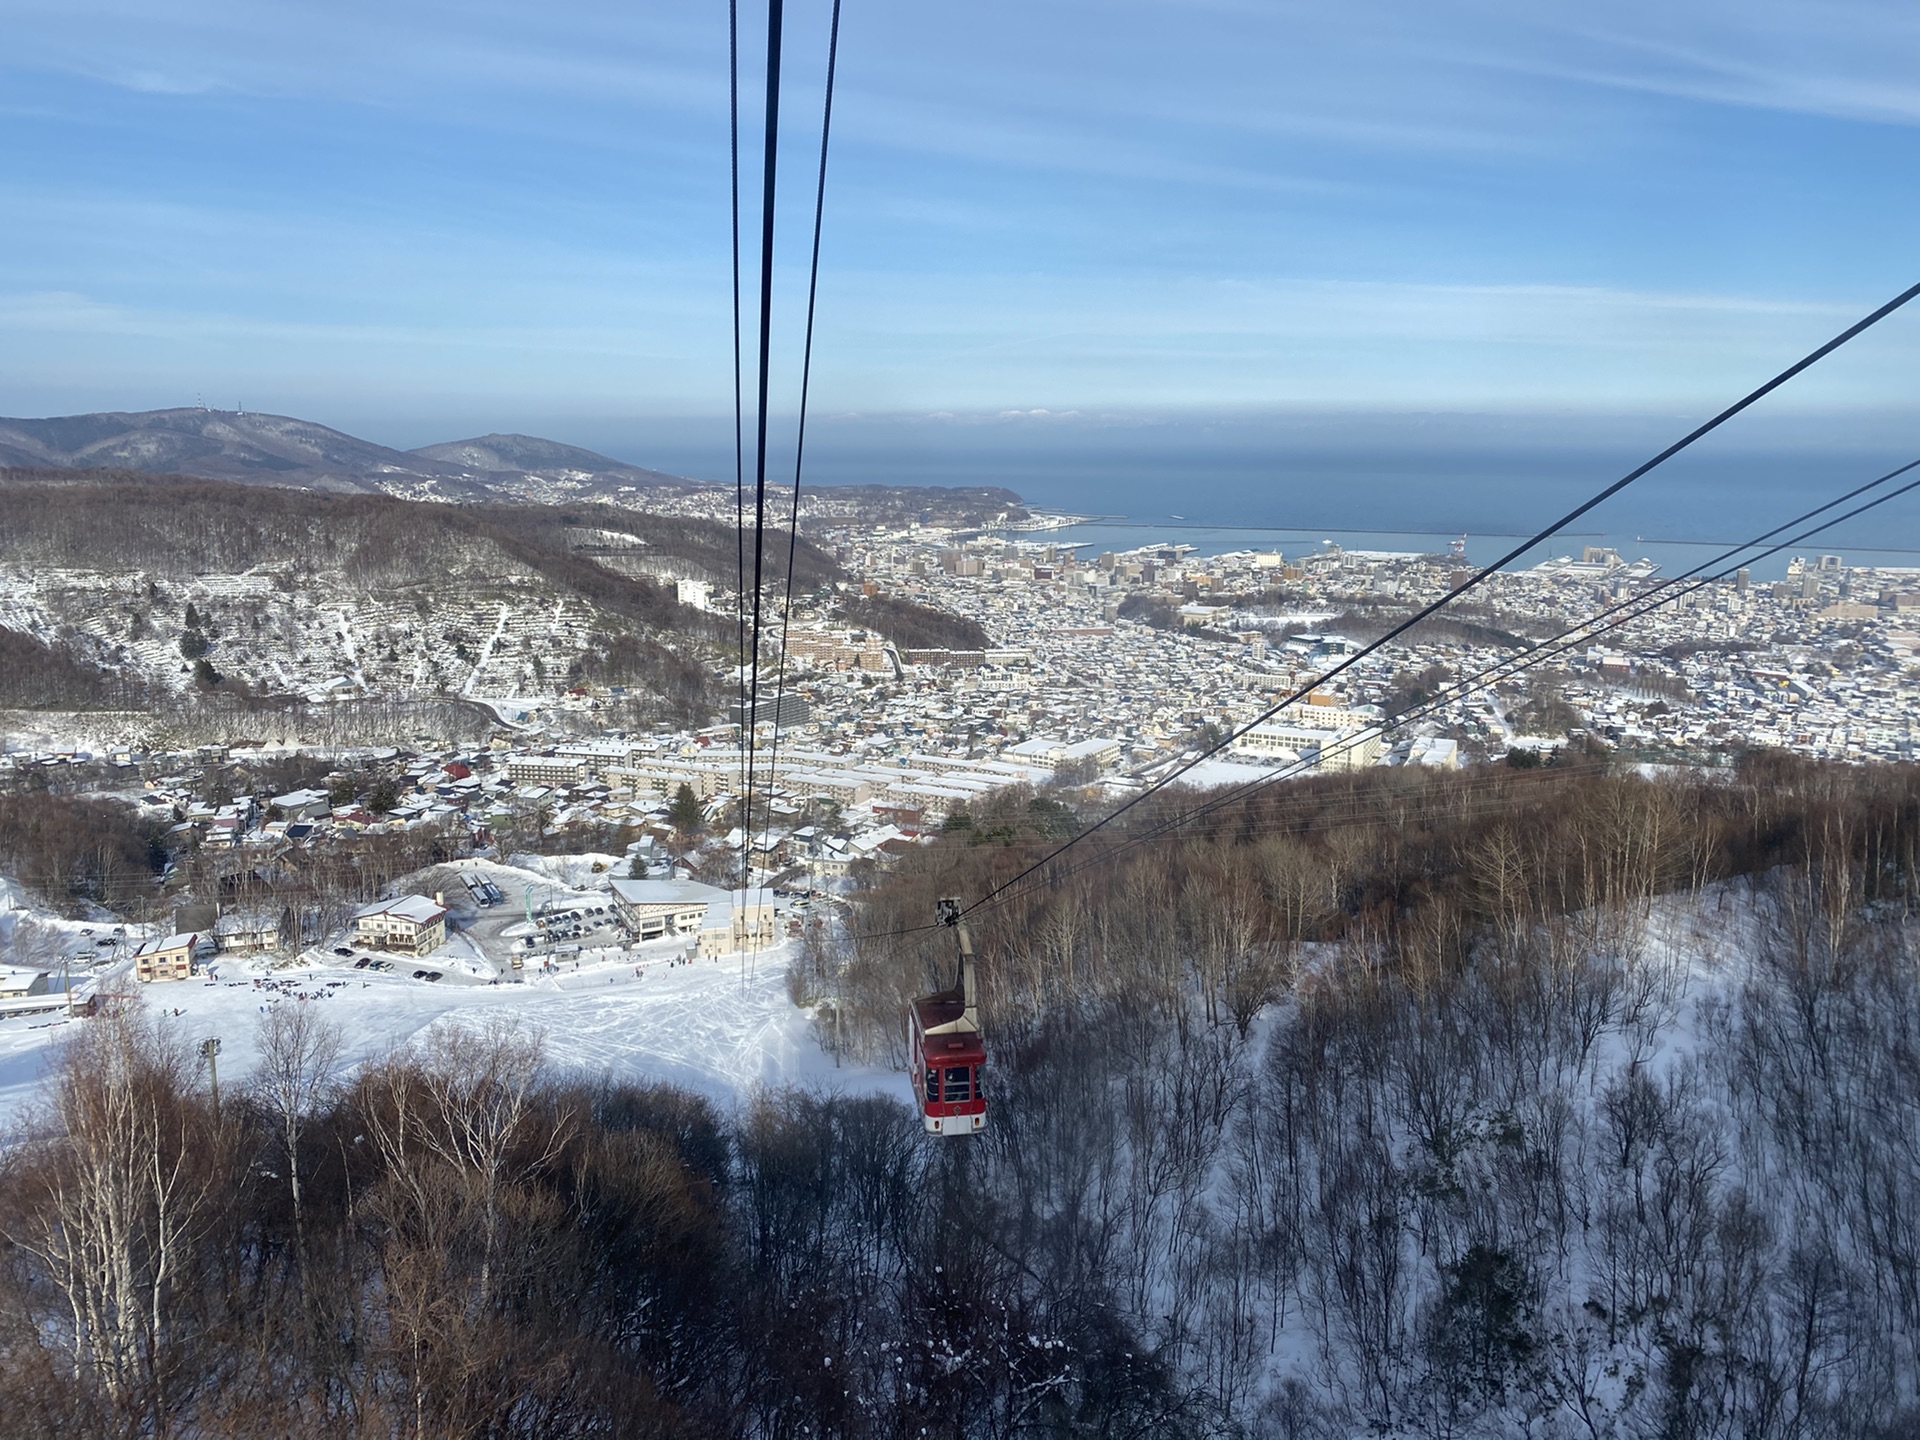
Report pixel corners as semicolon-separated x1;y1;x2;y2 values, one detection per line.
668;783;704;835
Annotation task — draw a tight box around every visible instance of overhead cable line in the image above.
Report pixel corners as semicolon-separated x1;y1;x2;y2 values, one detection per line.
950;280;1920;921
729;0;751;889
1150;457;1920;839
741;0;786;886
763;0;843;841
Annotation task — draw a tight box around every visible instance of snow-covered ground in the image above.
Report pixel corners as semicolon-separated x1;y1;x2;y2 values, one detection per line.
1165;755;1286;789
506;851;626;891
0;934;898;1133
0;877;148;982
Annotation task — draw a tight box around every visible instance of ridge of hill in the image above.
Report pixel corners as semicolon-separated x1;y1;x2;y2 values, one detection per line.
0;408;470;493
407;432;682;487
0;408;701;501
0;410;1039;528
0;471;838;739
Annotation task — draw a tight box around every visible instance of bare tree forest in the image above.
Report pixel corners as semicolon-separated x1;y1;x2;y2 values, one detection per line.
0;473;838;610
833;595;993;652
0;629;151;712
0;473;821;728
0;794;168;914
2;755;1919;1437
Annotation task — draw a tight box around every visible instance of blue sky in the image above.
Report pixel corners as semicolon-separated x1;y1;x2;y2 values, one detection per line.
3;0;1919;479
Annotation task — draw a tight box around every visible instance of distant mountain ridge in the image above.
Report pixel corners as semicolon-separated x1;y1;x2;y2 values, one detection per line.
408;432;682;486
0;408;699;499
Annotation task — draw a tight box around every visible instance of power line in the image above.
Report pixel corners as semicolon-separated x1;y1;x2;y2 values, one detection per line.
953;280;1920;921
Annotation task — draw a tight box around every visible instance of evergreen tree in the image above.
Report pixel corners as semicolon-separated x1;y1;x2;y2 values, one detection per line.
668;782;704;835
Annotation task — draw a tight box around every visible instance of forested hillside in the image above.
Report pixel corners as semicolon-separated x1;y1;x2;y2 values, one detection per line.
3;755;1917;1437
835;593;995;651
814;755;1920;1436
0;472;838;732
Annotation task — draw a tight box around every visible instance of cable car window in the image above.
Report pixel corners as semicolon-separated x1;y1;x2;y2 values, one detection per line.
925;1068;939;1104
943;1067;972;1103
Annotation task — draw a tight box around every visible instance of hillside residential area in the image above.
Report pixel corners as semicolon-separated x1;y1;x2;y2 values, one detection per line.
0;505;1912;1003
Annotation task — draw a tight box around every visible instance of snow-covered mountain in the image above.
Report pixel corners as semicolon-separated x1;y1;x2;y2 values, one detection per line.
0;409;700;500
408;432;683;489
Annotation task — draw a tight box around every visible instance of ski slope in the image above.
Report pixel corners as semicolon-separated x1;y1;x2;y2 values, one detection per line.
0;939;899;1131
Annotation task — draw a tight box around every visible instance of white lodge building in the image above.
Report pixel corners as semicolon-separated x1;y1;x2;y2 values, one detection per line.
353;895;450;957
608;878;777;956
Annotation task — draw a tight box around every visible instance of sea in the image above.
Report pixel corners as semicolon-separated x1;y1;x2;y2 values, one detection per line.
919;444;1920;582
612;412;1920;583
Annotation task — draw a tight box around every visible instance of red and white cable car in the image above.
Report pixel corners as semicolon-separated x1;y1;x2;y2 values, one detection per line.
907;898;986;1136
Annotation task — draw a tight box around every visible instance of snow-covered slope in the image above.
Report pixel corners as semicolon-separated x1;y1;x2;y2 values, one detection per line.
0;939;894;1132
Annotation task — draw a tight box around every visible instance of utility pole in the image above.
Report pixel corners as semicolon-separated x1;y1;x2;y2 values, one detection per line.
201;1037;222;1122
829;919;842;1068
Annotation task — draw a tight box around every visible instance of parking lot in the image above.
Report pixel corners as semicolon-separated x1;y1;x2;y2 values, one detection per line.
329;946;449;983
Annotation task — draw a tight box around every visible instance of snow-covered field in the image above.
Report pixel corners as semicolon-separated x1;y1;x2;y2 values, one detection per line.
0;936;898;1133
1165;755;1285;789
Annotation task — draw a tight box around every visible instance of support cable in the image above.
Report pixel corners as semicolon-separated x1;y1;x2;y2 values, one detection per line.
981;454;1920;911
851;442;1920;942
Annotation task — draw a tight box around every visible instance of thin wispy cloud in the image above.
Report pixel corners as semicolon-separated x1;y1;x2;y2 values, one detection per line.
0;0;1915;433
1468;0;1920;126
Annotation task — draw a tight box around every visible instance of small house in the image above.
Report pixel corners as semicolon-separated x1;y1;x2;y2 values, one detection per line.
133;933;200;984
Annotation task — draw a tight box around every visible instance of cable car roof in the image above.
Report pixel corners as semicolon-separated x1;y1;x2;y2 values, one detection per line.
916;1030;985;1064
910;994;973;1031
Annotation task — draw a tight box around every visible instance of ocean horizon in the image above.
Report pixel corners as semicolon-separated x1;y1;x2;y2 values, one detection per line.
579;409;1920;577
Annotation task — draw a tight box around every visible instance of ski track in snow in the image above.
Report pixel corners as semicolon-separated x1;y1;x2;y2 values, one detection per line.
462;603;510;698
333;608;366;690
